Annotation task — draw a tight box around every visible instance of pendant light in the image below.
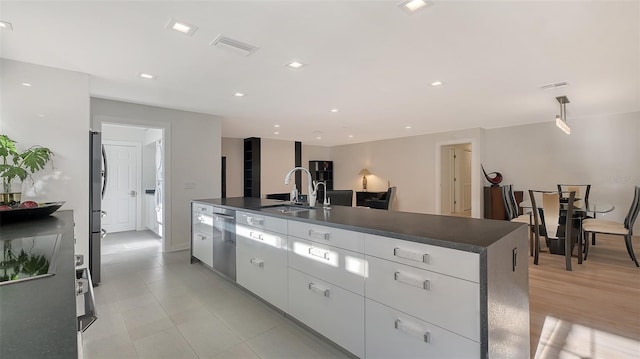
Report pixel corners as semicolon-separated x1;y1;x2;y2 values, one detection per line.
555;96;571;135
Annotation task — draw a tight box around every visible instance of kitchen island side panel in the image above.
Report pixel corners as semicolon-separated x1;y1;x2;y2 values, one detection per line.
485;224;530;358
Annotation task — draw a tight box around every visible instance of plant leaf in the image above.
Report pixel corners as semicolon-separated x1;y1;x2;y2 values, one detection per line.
20;147;54;173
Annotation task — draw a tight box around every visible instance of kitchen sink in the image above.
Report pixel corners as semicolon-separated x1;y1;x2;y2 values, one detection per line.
260;204;315;214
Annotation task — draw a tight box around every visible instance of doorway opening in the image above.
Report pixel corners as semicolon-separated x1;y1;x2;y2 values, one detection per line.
435;138;481;218
101;123;165;253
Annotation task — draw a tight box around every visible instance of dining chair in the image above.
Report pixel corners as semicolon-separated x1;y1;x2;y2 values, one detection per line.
325;190;353;207
582;186;640;267
529;190;580;270
501;185;534;255
557;184;596;244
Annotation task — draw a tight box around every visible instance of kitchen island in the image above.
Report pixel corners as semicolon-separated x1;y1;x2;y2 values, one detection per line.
192;197;529;359
0;210;78;359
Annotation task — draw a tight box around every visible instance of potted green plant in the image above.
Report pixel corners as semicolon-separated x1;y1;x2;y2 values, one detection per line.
0;134;54;205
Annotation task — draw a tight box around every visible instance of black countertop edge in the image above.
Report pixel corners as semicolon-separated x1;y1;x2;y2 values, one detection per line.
192;198;525;253
0;210;78;359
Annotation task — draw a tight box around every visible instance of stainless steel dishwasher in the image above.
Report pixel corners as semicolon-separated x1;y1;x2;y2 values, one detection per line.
211;207;236;280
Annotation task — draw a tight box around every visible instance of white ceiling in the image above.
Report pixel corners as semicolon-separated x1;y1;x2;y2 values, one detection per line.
1;1;638;146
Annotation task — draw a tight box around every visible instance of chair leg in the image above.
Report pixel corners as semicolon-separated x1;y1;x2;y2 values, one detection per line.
565;231;572;271
583;231;589;261
529;226;534;257
533;232;540;265
624;235;639;267
592;232;596;246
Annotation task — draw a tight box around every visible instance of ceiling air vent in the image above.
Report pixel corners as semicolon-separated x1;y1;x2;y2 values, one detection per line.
539;81;569;90
210;35;259;56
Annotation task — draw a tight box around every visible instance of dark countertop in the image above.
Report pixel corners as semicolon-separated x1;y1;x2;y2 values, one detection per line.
0;211;77;359
193;197;524;253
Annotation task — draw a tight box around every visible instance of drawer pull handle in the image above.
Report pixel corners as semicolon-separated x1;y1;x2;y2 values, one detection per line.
248;217;264;226
308;229;330;240
250;258;264;268
394;271;430;290
308;247;330;260
394;247;429;264
308;282;330;297
249;232;264;240
395;319;430;343
198;234;207;241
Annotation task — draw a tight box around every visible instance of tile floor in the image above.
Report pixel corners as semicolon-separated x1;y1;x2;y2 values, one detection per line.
83;230;351;359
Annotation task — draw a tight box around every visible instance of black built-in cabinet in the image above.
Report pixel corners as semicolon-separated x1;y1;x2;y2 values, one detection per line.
244;137;261;198
309;160;333;201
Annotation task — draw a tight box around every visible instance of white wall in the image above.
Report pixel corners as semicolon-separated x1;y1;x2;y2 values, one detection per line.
261;139;296;196
221;137;243;198
484;112;640;232
91;98;221;252
0;59;90;262
222;137;331;199
330;128;484;214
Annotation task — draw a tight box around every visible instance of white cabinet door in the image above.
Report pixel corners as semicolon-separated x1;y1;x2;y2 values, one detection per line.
364;234;479;283
288;236;365;295
366;299;479;359
288;268;365;358
288;221;364;253
236;228;288;312
236;211;287;234
365;255;480;341
192;204;214;267
192;231;213;267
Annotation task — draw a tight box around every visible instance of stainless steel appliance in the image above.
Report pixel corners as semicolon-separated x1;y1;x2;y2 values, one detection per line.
212;207;236;280
75;254;97;359
89;131;107;285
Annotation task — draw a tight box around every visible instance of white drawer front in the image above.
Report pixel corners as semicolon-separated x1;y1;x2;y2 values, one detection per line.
288;268;365;358
365;255;480;341
288;237;365;295
236;229;288;312
192;231;213;267
365;234;479;283
366;299;479;359
288;221;364;253
236;211;287;234
192;203;213;216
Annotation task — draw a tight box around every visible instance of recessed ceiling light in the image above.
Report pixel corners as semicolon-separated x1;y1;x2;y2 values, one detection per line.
138;72;157;80
430;81;444;87
316;136;322;140
274;124;280;128
399;0;432;14
348;135;354;138
405;126;412;129
37;114;45;118
166;18;198;36
274;132;280;135
0;21;13;31
286;61;305;69
233;92;245;97
21;82;32;87
330;108;339;113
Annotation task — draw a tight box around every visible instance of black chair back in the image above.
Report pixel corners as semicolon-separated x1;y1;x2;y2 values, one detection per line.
326;190;353;207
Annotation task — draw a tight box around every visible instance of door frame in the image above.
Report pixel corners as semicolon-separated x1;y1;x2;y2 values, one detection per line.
95;118;170;252
103;140;143;231
435;138;481;218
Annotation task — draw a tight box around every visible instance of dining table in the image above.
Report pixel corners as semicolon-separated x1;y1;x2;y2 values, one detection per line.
518;198;615;258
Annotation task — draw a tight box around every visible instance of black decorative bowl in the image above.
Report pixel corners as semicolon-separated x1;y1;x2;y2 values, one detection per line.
0;202;65;224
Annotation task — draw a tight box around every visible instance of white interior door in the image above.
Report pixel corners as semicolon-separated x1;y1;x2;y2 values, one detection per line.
102;142;139;233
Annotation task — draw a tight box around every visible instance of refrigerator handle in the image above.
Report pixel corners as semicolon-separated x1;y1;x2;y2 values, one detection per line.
101;144;108;200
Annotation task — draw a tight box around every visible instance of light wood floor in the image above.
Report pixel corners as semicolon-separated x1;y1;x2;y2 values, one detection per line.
529;234;640;358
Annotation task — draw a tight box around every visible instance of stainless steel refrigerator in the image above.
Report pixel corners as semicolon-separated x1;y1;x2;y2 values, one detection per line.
89;131;107;285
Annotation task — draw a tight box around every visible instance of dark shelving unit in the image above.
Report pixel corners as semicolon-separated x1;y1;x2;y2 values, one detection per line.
244;137;261;198
309;160;333;200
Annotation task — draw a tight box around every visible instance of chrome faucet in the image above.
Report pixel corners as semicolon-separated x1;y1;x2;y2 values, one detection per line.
284;167;317;207
314;181;330;208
